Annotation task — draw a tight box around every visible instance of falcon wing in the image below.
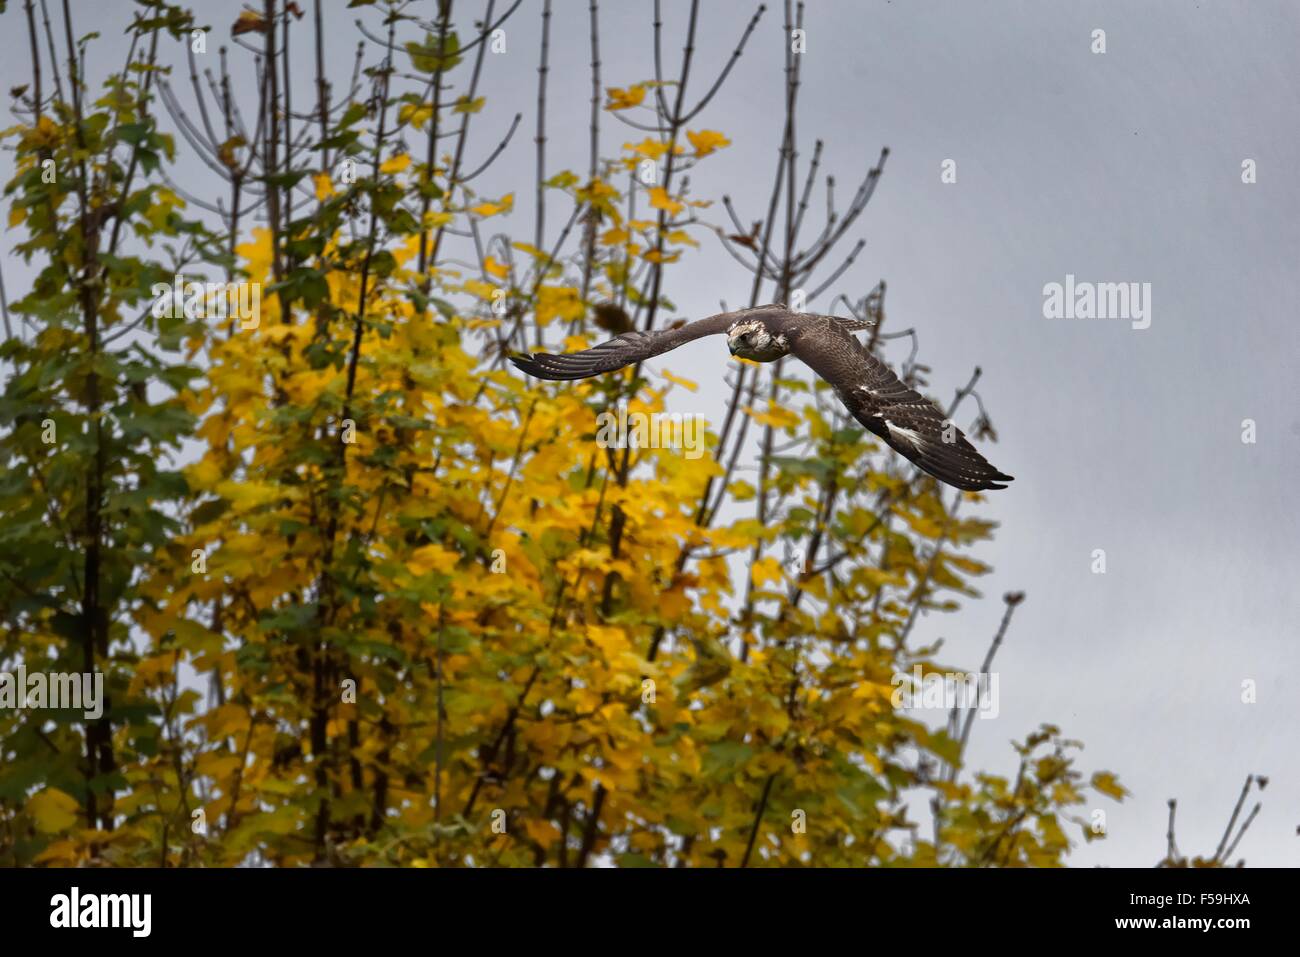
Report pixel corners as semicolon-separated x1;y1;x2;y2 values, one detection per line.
789;320;1013;491
509;311;737;381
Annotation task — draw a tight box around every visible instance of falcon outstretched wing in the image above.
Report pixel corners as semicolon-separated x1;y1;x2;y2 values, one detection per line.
789;319;1013;491
508;310;739;381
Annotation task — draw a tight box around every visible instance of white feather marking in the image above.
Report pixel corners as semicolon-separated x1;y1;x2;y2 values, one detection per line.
885;421;925;447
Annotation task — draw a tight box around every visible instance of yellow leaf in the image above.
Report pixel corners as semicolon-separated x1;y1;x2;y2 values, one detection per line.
235;227;276;282
659;587;691;619
28;788;79;833
511;241;547;260
1091;771;1127;801
483;255;509;279
642;249;680;264
605;84;647;110
576;177;620;213
217;135;246;168
687;129;731;156
206;703;251;739
728;480;755;501
647;187;684;217
606;747;644;772
536;286;584;326
743;404;800;430
463;278;500;301
624;137;679;161
216;480;282;510
410;544;460;576
196;751;243;780
185;455;224;492
453;95;486;115
380;153;411;175
587;625;629;659
661;369;698;392
399;102;433;129
313;173;333;201
32;838;80;866
523;818;560;846
751;557;783;588
471;193;514;217
232;9;269;35
947;555;990;576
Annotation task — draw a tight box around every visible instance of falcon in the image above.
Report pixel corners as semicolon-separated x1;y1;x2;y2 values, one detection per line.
509;304;1013;491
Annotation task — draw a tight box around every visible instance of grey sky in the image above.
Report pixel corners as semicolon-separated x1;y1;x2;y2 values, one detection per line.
3;0;1296;866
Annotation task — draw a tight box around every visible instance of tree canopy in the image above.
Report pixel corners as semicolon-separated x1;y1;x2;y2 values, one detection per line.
0;0;1159;869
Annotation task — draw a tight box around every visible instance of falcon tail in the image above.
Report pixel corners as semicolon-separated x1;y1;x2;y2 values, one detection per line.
871;424;1014;491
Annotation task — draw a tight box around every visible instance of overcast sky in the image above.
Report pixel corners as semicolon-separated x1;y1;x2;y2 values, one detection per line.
3;1;1296;867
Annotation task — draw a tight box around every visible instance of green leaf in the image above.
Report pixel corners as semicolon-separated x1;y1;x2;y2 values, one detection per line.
703;741;752;774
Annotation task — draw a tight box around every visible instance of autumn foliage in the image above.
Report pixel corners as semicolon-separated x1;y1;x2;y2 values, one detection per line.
0;0;1125;867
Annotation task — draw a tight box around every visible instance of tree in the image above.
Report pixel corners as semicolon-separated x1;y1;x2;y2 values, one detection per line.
0;0;1147;868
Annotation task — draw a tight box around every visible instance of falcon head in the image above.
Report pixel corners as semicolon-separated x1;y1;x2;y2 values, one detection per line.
727;319;788;362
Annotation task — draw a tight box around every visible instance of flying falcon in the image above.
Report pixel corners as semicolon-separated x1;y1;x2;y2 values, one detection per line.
509;304;1013;491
